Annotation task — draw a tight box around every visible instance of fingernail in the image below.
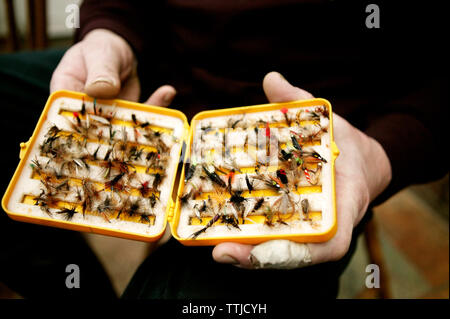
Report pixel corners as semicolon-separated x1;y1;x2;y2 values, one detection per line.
278;72;287;81
216;254;239;264
89;76;115;86
163;90;176;105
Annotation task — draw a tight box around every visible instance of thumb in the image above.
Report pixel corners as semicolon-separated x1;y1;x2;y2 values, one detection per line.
83;43;122;98
263;71;314;103
144;85;177;107
82;29;135;99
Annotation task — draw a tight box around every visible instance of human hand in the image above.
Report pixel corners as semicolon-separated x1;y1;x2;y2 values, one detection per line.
50;28;176;106
212;71;392;269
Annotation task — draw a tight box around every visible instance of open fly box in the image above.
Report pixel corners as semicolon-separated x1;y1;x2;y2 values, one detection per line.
2;90;339;245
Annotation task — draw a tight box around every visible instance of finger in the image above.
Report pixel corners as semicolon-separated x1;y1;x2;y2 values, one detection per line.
50;73;85;94
308;215;353;265
143;85;177;107
212;242;254;269
214;240;313;269
82;40;124;99
117;67;140;102
50;45;86;93
263;71;314;103
249;240;313;269
214;240;314;270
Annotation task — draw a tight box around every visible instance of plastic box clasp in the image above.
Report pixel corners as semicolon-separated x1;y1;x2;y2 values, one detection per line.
331;141;340;159
167;198;175;223
19;140;31;160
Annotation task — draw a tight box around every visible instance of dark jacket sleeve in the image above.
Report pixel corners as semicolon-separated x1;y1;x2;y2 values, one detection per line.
359;2;448;205
75;0;161;56
365;79;448;205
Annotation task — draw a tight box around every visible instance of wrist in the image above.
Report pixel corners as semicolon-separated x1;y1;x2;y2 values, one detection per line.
362;133;392;203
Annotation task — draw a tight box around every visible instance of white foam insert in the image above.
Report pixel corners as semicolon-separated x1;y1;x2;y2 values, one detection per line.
6;97;184;237
177;106;334;239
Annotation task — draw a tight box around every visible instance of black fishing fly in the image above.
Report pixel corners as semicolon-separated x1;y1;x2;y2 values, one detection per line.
190;213;221;239
291;135;302;151
57;207;78;221
221;214;241;230
276;169;288;185
202;165;226;188
280;149;292;161
252;197;265;213
184;162;196;182
245;174;254;193
229;190;246;206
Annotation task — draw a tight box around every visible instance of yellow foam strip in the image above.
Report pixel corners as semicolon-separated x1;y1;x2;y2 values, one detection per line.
83;158;161;175
201;140;321;159
38;137;163;174
193;186;322;200
200;163;318;175
59;110;173;134
203;120;320;135
297;120;320;126
55;130;158;154
31;172;160;198
21;195;156;225
308;211;322;222
189;210;322;226
296;185;322;194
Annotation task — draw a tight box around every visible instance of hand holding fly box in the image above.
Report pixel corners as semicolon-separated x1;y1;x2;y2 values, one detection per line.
2;90;339;245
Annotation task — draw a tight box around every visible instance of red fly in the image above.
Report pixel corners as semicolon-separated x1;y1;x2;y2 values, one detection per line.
73;112;81;126
281;107;291;126
303;167;312;184
265;122;271;156
265;122;270;137
276;169;288;185
139;181;151;197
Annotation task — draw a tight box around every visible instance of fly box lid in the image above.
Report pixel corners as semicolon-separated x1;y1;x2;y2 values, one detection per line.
2;90;339;245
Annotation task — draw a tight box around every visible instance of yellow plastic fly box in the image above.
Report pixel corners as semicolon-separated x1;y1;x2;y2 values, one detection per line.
2;90;339;245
